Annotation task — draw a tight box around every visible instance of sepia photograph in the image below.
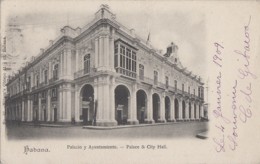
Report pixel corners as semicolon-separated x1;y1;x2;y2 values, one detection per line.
1;1;260;164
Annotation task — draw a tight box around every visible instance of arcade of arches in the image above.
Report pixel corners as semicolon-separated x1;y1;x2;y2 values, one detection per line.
77;83;205;126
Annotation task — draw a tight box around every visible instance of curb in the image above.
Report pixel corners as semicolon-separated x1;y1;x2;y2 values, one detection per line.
83;121;205;130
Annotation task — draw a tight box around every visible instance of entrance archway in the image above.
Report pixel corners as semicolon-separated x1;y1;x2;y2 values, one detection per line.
136;90;147;124
189;102;192;119
153;93;160;122
174;98;179;120
80;84;94;125
165;96;171;122
115;85;130;125
194;103;197;119
182;100;186;120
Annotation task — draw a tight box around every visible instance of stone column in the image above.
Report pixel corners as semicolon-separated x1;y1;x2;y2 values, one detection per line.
169;95;176;122
104;35;109;69
110;29;115;71
185;101;189;121
98;36;104;70
21;100;25;121
66;89;72;121
27;99;30;121
158;93;166;123
191;101;195;120
48;62;52;81
39;67;42;84
95;38;99;68
109;77;116;124
200;103;204;118
145;88;154;124
67;50;72;79
127;84;138;125
59;87;63;121
60;52;63;78
38;96;41;121
63;51;66;77
31;100;34;121
75;87;80;122
178;98;183;121
30;72;34;88
47;90;51;122
103;77;110;122
196;103;199;120
96;77;103;123
75;49;79;72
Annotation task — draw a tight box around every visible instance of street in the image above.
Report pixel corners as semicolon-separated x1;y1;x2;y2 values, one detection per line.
5;121;208;140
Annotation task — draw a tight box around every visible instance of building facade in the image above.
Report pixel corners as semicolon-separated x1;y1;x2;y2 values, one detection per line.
5;5;205;126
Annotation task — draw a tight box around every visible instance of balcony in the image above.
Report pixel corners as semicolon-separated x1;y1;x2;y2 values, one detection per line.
116;67;136;79
41;98;46;103
49;77;58;83
74;68;95;79
51;97;57;102
39;82;45;88
138;75;153;85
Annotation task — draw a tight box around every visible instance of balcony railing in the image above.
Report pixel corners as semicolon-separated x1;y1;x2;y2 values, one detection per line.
138;75;153;85
49;76;58;83
74;68;95;79
39;82;45;88
41;98;46;103
51;97;57;102
116;67;136;79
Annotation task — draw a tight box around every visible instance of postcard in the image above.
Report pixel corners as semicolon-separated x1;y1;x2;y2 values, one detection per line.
0;1;260;163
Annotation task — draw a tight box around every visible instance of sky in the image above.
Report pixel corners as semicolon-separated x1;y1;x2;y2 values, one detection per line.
2;1;207;80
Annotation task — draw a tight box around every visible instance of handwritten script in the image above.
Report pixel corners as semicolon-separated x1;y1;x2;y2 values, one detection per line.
212;16;256;152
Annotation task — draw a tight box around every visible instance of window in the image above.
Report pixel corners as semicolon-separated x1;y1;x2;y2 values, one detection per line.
53;64;59;80
114;44;118;67
201;87;204;99
27;76;31;90
41;91;46;99
114;42;137;78
194;89;195;95
182;83;184;92
51;88;57;98
174;80;177;90
33;94;38;104
198;87;200;97
188;86;190;94
44;70;48;84
165;76;169;89
84;54;91;74
139;64;144;80
36;75;39;87
154;71;158;85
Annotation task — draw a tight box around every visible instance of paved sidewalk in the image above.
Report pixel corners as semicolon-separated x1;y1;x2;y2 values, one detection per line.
82;121;203;130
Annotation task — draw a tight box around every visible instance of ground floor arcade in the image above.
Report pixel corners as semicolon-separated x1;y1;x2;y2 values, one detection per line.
5;76;205;126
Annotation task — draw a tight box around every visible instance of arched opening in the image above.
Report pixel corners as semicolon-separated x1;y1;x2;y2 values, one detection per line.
136;90;147;124
153;93;160;122
165;96;171;122
199;104;201;119
189;102;192;119
182;100;186;119
194;103;197;119
80;84;94;125
115;85;130;125
174;98;179;120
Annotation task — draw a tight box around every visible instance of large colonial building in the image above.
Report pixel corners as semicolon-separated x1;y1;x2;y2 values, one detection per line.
5;5;205;126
